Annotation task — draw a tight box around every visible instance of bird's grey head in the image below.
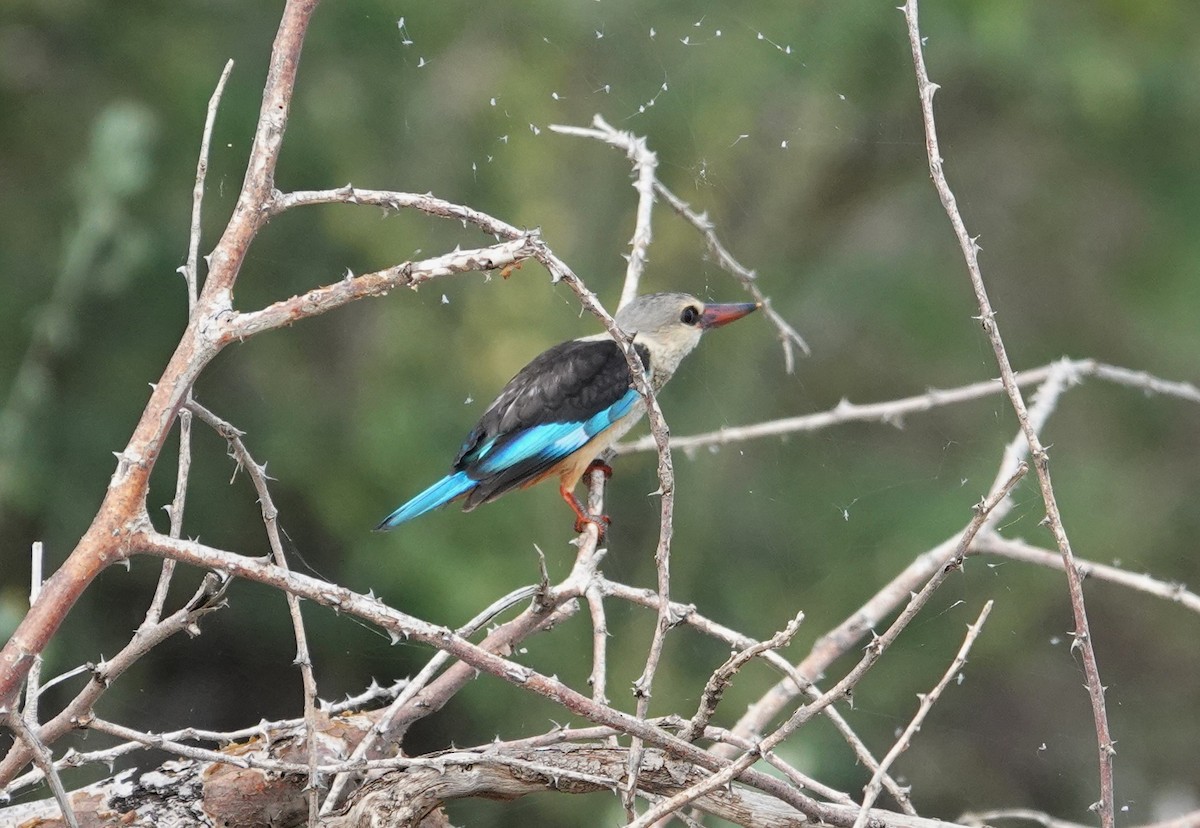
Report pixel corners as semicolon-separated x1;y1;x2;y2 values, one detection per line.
614;292;758;387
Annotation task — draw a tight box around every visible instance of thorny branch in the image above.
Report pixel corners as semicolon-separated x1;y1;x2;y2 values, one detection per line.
618;356;1200;455
902;2;1115;823
605;579;916;813
551;115;811;371
4;0;1198;825
628;465;1025;828
852;600;994;828
186;401;323;826
720;362;1070;756
0;0;322;716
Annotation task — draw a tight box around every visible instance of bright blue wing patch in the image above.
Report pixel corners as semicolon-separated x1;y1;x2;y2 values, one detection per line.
476;421;584;473
375;470;475;530
476;388;640;474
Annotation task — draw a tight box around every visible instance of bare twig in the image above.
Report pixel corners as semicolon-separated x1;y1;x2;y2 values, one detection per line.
580;464;614;715
585;582;611;707
4;679;409;798
720;360;1070;757
549;117;657;307
187;401;323;825
134;530;833;821
0;0;322;727
651;181;810;371
680;613;804;743
319;583;542;814
185;59;233;304
602;578;915;813
146;62;233;630
619;357;1199;456
21;543;44;729
853;601;994;828
960;809;1097;828
7;714;79;828
963;809;1200;828
973;533;1200;615
229;236;540;340
623;478;676;814
621;130;656;309
146;404;190;624
902;3;1115;822
628;466;1024;827
550;115;810;370
0;573;228;785
549;117;657;309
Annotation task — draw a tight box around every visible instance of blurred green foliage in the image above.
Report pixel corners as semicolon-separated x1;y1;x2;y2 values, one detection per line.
2;1;1199;824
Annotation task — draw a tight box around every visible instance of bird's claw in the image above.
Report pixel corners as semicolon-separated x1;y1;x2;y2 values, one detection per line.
574;512;611;540
584;459;614;480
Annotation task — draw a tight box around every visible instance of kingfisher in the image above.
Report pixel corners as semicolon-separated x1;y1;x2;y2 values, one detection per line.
375;292;758;535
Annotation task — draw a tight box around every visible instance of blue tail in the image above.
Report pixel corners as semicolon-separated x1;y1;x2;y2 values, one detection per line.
375;471;475;530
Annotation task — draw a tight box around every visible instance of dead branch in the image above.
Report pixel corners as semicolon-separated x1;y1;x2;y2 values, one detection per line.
902;3;1115;822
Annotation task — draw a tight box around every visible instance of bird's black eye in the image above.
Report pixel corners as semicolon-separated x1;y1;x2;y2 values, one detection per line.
680;305;700;326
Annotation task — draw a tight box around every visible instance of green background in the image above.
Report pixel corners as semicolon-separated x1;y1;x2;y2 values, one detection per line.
2;1;1199;824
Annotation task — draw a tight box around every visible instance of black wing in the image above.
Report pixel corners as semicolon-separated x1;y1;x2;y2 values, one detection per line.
452;338;649;506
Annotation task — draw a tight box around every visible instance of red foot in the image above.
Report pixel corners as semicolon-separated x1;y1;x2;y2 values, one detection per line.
573;512;612;539
561;484;612;541
584;459;614;480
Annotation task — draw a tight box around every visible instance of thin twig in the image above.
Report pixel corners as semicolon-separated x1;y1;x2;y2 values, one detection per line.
4;679;409;797
0;574;228;785
7;714;79;828
145;404;190;624
135;530;833;822
83;716;264;769
584;583;610;704
623;497;676;815
622;129;656;308
185;58;233;304
901;3;1115;823
960;809;1098;828
651;181;810;372
602;578;915;813
853;600;994;828
563;118;659;309
550;116;657;309
680;613;804;743
619;356;1199;455
22;543;44;728
629;465;1025;828
228;235;541;341
962;809;1200;828
146;60;233;626
187;401;322;825
972;533;1200;615
319;584;541;814
720;299;1073;759
550;116;810;370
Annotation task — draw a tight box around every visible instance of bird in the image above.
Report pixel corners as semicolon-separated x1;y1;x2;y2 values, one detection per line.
375;292;758;536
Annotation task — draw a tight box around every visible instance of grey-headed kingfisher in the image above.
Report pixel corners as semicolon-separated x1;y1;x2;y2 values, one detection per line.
375;292;758;534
